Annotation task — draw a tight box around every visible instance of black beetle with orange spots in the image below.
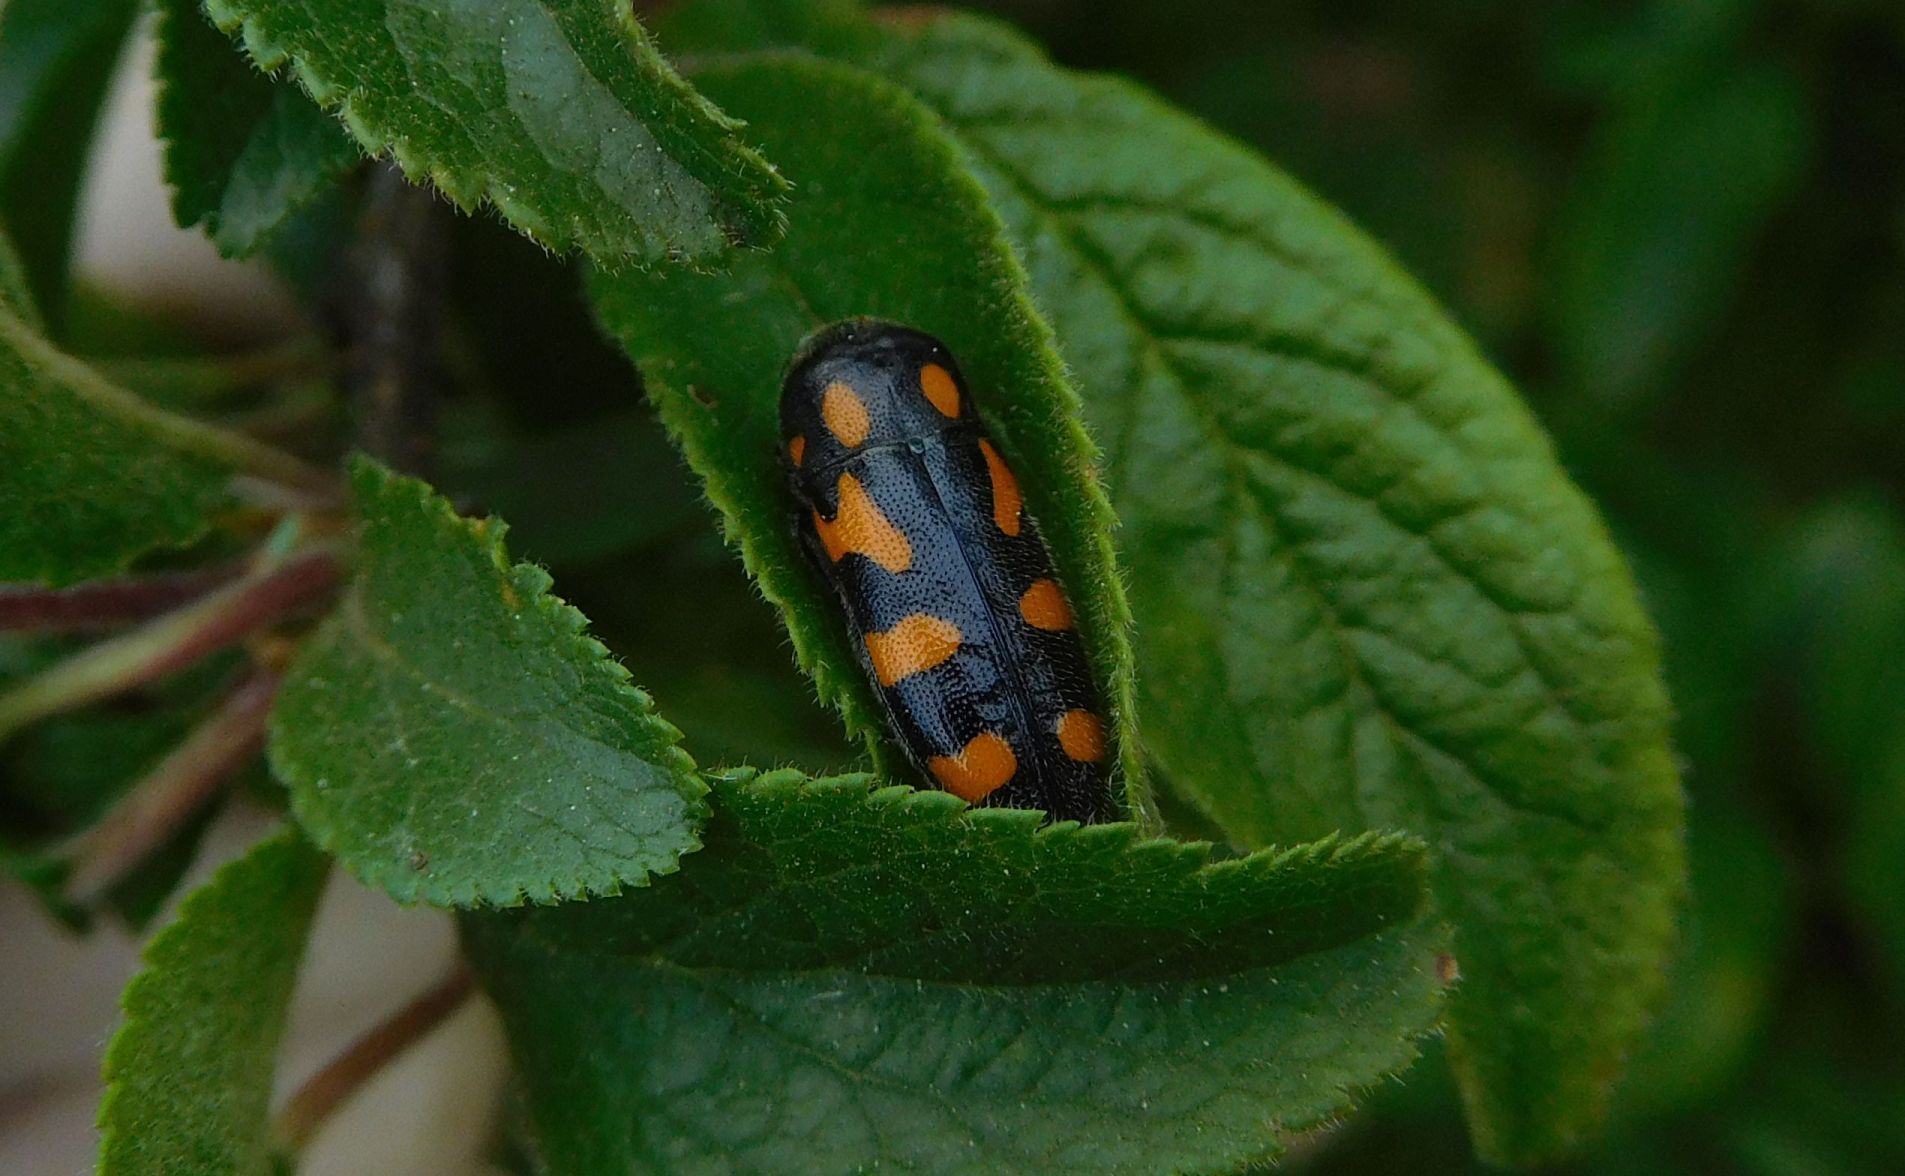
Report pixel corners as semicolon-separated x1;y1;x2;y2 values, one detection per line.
781;319;1112;824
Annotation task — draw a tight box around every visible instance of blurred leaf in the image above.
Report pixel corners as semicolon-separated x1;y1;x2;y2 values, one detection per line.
1787;496;1905;785
0;306;232;586
0;0;141;330
554;531;863;775
859;15;1685;1163
441;212;649;431
1543;0;1763;96
466;770;1442;1174
586;52;1145;809
1617;793;1792;1120
61;285;211;359
269;459;708;907
639;660;860;772
1549;62;1811;408
1;801;226;933
654;0;864;50
202;0;789;265
0;215;42;328
0;651;244;929
97;828;328;1176
440;406;702;568
1583;449;1779;786
1784;496;1905;1003
154;0;362;257
1723;1050;1905;1176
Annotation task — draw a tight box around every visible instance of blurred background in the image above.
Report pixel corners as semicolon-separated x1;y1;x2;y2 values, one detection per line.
957;0;1905;1171
6;0;1903;1171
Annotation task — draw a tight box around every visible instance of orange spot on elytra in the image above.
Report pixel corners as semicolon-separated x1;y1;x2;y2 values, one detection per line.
812;473;912;573
788;435;806;466
929;732;1018;802
1056;710;1105;762
920;363;960;418
1018;578;1073;630
865;614;962;687
821;381;871;447
979;440;1022;537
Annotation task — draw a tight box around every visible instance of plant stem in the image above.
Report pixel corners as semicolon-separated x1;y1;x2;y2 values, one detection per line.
90;338;331;405
272;964;478;1153
216;379;341;443
60;666;282;906
0;312;340;498
0;545;342;741
338;164;446;476
0;565;242;632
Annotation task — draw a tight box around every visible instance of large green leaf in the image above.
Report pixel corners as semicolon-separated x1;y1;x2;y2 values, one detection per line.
0;0;141;328
465;770;1444;1174
155;0;362;257
0;307;232;585
586;53;1145;811
97;827;329;1176
269;458;708;906
854;15;1685;1163
201;0;788;265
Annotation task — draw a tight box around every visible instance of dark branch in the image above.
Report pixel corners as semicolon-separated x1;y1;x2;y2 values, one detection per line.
336;164;448;477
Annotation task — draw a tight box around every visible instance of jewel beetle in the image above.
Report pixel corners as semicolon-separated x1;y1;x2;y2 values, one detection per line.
781;319;1113;824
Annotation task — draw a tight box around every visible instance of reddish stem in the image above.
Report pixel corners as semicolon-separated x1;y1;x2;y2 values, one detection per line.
272;965;478;1153
0;546;342;739
62;667;282;906
0;566;242;634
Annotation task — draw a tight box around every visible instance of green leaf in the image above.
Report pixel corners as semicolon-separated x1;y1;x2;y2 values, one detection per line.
857;15;1685;1163
585;52;1145;811
201;0;789;265
97;827;329;1176
465;770;1444;1174
1549;61;1811;408
0;308;231;585
155;0;363;257
269;458;708;906
0;0;141;329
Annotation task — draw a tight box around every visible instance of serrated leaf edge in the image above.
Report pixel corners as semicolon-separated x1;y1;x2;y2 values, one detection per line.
272;458;709;909
716;766;1429;904
200;0;788;264
152;0;365;257
95;827;328;1170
